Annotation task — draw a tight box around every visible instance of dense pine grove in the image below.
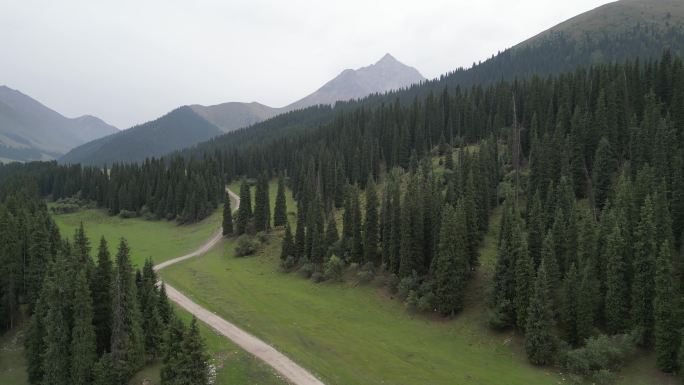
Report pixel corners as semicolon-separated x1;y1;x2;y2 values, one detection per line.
0;154;224;223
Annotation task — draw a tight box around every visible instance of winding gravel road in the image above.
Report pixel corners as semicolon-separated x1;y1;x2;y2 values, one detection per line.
154;188;325;385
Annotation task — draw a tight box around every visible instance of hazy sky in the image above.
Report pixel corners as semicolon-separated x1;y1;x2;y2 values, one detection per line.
1;0;615;129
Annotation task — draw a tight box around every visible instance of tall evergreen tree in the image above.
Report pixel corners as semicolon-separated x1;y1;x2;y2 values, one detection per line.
280;223;295;262
92;237;113;355
235;179;252;235
632;195;657;346
70;270;97;385
273;175;288;227
525;261;556;365
363;178;379;265
654;242;679;372
253;173;270;232
432;202;469;316
604;225;630;334
110;239;145;383
222;192;233;236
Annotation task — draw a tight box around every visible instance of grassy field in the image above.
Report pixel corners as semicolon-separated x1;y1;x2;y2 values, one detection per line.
51;206;222;268
160;202;564;385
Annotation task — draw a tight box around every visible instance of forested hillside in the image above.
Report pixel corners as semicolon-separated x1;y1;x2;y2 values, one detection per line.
207;50;684;382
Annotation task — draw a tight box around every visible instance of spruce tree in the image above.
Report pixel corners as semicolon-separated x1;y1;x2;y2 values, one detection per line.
179;317;209;385
432;202;469;316
110;239;145;383
41;253;71;385
93;237;113;355
325;215;339;256
235;179;252;235
604;224;629;334
293;201;306;261
592;137;616;211
222;192;233;236
632;195;657;346
157;282;173;325
525;261;556;365
514;238;534;331
273;175;288;227
654;241;679;372
280;223;295;261
160;316;185;385
139;258;163;360
363;177;379;265
70;270;97;385
253;173;270;232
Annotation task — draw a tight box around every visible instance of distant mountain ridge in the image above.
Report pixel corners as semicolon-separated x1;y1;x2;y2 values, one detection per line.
61;54;425;165
0;86;118;162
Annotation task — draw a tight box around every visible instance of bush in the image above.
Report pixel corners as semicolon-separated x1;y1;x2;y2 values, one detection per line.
559;333;637;384
405;290;419;313
299;262;314;279
310;271;325;283
356;262;375;284
386;274;400;293
280;255;297;271
256;231;269;244
118;209;138;219
487;299;513;330
234;236;259;257
397;272;419;300
324;255;344;281
417;292;435;313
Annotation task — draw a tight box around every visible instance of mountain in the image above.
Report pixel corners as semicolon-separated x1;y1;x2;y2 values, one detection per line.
189;102;278;133
61;54;425;165
59;106;222;166
433;0;684;90
0;86;118;162
183;0;684;161
284;53;425;111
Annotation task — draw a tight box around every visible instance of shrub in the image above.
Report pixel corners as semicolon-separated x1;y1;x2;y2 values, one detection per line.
405;290;419;313
256;231;269;244
299;262;314;279
397;272;419;300
324;255;344;281
310;271;325;283
280;255;297;271
356;262;375;284
559;333;637;384
386;274;400;293
417;292;435;313
487;299;513;330
118;209;138;219
234;236;259;257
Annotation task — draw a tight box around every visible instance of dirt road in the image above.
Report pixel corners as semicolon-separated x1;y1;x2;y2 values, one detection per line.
154;188;325;385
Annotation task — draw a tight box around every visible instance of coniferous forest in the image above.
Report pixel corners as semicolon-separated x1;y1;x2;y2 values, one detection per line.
0;180;210;385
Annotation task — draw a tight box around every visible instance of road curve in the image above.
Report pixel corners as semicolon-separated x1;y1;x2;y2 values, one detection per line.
154;188;325;385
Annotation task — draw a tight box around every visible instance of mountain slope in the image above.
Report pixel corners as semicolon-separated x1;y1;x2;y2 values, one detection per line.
434;0;684;90
182;0;684;162
63;54;425;165
189;102;279;133
0;86;118;162
60;107;221;165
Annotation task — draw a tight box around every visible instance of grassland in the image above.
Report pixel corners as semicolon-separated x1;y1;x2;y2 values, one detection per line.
51;206;222;268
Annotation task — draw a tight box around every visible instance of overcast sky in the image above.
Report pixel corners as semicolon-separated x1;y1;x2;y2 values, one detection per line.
1;0;615;129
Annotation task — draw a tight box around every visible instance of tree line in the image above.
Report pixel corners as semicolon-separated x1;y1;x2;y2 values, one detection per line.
0;154;225;223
